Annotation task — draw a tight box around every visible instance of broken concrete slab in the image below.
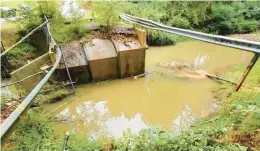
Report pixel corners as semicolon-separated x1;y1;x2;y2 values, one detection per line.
84;39;118;81
58;42;90;83
112;36;145;78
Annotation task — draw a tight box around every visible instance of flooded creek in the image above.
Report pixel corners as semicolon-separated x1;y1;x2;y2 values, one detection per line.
41;41;252;139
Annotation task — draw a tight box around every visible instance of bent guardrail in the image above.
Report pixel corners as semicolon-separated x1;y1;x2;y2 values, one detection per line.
0;17;62;138
120;13;260;91
120;13;260;54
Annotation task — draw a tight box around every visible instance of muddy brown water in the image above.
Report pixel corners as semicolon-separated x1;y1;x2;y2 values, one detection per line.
41;41;252;139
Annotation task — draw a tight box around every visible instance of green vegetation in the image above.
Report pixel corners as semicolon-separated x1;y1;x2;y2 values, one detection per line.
147;30;191;46
209;3;259;34
17;1;61;36
6;43;39;71
34;84;73;105
2;113;103;150
51;21;89;44
91;1;260;45
6;1;259;46
92;1;121;29
219;60;260;88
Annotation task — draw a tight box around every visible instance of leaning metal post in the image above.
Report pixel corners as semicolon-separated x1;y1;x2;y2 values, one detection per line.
60;47;77;96
234;53;259;91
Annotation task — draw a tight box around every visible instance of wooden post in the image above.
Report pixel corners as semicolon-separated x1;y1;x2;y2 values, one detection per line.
234;53;259;91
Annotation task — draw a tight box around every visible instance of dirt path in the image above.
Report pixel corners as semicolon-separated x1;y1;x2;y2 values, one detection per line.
229;31;260;42
1;100;19;124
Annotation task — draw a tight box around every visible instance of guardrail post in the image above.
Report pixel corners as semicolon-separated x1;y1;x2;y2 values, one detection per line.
234;53;259;91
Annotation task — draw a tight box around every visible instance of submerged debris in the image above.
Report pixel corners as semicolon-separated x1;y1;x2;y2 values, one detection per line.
157;61;209;79
157;61;195;71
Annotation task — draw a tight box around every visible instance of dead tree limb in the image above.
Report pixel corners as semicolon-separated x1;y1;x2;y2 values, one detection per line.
204;72;252;89
205;73;237;85
0;21;48;57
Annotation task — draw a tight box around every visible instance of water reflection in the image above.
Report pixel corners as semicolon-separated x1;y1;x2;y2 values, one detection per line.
194;54;209;69
105;113;147;138
56;101;202;138
172;105;195;132
57;101;147;138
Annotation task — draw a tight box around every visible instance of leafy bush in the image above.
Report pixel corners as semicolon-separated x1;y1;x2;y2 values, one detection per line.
239;20;259;33
3;114;59;151
147;30;191;46
7;43;37;58
18;1;62;35
69;24;89;39
0;9;9;18
147;30;175;46
209;2;260;35
93;1;122;28
6;43;38;71
122;1;259;36
51;22;89;43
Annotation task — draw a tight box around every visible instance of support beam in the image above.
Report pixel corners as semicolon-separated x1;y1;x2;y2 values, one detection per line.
234;53;259;91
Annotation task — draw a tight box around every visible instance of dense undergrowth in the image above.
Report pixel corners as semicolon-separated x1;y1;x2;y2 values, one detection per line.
1;23;41;72
3;61;260;151
50;21;89;44
147;30;191;46
121;1;260;45
6;43;41;72
4;1;259;46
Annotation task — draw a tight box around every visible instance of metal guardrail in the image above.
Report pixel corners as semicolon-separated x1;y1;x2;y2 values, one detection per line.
120;13;260;54
0;17;62;138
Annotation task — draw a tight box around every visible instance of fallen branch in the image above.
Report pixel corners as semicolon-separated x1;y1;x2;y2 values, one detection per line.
197;70;252;89
0;21;48;57
205;73;237;85
131;71;153;79
1;71;44;88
